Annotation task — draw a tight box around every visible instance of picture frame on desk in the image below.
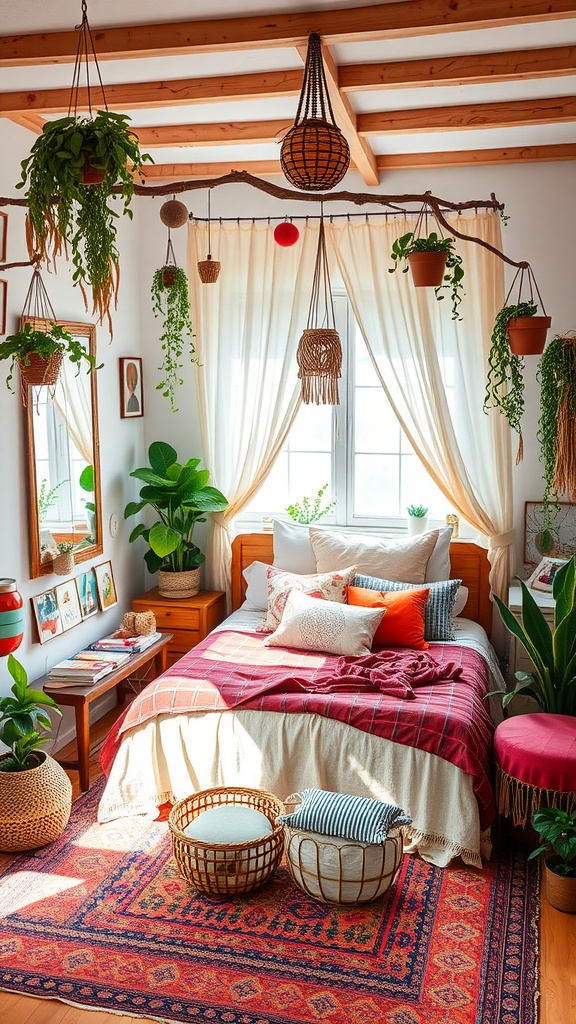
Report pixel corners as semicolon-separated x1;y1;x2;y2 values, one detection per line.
55;579;83;631
526;557;568;593
94;560;117;610
77;568;99;619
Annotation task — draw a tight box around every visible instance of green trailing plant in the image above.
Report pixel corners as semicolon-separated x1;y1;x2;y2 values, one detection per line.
0;321;100;393
17;110;152;330
489;555;576;715
538;335;576;517
37;477;67;520
407;504;428;518
286;483;336;524
125;441;228;574
483;300;537;459
151;266;200;411
0;654;61;772
528;806;576;877
389;231;465;320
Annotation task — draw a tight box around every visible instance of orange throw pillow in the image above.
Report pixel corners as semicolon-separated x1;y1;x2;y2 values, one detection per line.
347;585;430;649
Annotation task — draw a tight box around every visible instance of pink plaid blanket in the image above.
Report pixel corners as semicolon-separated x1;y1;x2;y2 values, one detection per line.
102;630;495;826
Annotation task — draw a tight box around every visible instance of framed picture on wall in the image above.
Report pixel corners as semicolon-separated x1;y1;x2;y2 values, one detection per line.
31;589;63;644
55;579;83;631
524;501;576;566
119;357;144;418
0;211;6;263
94;560;117;610
526;557;568;593
77;568;99;619
0;279;6;336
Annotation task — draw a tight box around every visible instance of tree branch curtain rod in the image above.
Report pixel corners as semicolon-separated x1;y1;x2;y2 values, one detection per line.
190;207;494;223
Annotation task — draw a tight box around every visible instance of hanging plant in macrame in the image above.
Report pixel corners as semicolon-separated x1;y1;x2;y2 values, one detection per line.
296;214;341;405
151;235;200;412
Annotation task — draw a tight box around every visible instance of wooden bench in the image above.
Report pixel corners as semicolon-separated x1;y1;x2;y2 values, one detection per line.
41;633;172;792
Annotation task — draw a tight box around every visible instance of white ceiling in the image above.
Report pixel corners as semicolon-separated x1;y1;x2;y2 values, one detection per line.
2;0;575;183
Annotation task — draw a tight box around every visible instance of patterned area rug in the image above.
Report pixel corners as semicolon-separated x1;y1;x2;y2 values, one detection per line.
0;780;539;1024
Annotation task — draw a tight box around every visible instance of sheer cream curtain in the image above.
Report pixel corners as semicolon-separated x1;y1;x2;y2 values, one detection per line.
188;218;319;601
326;212;512;614
53;360;93;463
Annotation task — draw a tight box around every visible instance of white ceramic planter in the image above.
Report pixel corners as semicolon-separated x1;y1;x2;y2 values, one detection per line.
407;516;428;536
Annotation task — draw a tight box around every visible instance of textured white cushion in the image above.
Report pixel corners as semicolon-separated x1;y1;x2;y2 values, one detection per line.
273;519;316;574
452;585;469;617
425;525;453;582
242;560;269;611
260;564;356;633
284;829;403;904
264;589;385;656
183;805;273;843
310;527;438;584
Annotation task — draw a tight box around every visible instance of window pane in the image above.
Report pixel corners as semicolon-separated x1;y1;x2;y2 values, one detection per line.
355;387;401;453
354;454;400;517
289;403;332;451
400;454;447;519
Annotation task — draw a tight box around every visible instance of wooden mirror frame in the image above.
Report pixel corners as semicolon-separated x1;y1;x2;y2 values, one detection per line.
23;319;103;578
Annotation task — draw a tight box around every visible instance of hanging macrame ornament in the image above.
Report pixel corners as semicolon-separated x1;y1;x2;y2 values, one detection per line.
274;220;300;247
297;214;341;404
160;198;189;229
198;188;221;283
281;31;350;192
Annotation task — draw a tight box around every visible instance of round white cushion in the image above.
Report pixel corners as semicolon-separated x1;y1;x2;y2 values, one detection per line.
183;805;273;844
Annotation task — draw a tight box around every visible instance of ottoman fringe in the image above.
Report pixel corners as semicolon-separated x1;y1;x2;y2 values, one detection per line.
495;765;576;827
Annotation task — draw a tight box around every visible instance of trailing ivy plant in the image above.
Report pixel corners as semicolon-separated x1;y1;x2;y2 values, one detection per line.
538;335;576;516
389;231;465;320
17;110;152;331
0;321;100;393
483;300;536;460
151;266;201;412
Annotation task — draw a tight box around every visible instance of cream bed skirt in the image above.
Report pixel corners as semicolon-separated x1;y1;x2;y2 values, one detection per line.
97;707;490;868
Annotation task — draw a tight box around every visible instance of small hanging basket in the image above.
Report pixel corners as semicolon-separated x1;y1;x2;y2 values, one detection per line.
297;328;342;405
198;256;221;284
18;351;63;389
408;250;448;288
507;315;552;356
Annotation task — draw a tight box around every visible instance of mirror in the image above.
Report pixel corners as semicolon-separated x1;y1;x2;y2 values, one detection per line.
23;319;103;578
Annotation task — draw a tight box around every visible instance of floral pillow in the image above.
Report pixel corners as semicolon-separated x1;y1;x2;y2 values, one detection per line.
259;563;356;633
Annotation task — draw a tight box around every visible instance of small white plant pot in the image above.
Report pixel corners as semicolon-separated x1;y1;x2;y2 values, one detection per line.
407;515;428;536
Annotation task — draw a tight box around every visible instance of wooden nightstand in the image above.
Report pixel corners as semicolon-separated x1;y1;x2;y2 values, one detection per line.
507;585;555;683
131;588;226;667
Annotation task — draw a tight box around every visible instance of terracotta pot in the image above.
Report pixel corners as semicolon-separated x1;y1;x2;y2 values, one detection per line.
162;266;177;287
408;251;448;287
544;858;576;913
81;152;106;185
507;315;552;356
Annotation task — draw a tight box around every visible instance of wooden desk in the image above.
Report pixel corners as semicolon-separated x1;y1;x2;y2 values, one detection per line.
41;633;172;792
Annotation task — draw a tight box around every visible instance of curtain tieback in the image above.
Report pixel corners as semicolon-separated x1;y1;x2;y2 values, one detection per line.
488;530;515;549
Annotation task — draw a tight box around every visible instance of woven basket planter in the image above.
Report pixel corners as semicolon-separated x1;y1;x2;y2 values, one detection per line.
283;827;404;905
408;251;448;287
18;351;64;389
0;752;72;853
169;786;285;895
158;567;201;599
53;551;75;576
544;859;576;913
507;315;552;356
198;257;221;284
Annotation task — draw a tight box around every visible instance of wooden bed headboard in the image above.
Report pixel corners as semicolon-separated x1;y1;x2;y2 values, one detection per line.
231;533;493;637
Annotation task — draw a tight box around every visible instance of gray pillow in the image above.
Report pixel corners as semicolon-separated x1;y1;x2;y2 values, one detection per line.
354;574;462;641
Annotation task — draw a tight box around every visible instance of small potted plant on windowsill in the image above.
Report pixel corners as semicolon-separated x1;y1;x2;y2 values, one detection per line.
528;806;576;913
0;321;99;399
406;504;429;535
389;231;464;320
286;483;336;524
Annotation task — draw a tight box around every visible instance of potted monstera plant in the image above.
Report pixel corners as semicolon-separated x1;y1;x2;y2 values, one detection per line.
125;441;228;599
389;231;465;320
0;654;72;852
17;110;152;329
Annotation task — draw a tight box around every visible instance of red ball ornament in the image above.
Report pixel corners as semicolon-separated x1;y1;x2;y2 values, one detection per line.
274;221;300;247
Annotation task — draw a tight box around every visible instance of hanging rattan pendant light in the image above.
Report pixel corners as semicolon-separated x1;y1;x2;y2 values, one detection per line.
297;213;342;404
198;188;221;283
281;31;350;192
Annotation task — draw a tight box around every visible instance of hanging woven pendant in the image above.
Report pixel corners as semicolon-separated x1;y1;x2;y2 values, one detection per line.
297;214;342;404
281;32;350;192
198;188;221;283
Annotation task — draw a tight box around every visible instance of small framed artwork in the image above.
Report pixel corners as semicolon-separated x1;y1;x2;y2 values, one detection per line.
524;501;576;566
32;588;63;644
119;357;144;418
77;568;99;619
0;211;6;263
55;579;83;632
94;560;117;610
526;557;568;593
0;280;6;337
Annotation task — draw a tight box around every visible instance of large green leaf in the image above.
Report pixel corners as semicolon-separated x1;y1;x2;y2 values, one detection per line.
130;467;178;488
554;558;576;628
148;441;177;476
183;486;228;511
124;499;147;519
149;522;181;557
518;579;554;665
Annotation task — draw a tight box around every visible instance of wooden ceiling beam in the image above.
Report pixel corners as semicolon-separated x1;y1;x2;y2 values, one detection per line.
340;45;576;90
358;95;576;133
134;120;289;146
3;112;44;134
2;1;576;66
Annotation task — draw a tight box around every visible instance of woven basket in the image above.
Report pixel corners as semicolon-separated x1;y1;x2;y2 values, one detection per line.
169;786;285;895
160;199;189;228
283;827;404;905
198;257;221;283
544;859;576;913
53;551;75;576
280;119;350;191
0;752;72;853
158;567;201;599
18;351;64;388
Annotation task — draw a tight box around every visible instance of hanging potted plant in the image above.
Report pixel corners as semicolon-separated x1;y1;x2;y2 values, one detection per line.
528;806;576;913
151;240;201;411
0;320;99;399
389;231;464;320
538;334;576;512
124;441;228;599
483;299;535;461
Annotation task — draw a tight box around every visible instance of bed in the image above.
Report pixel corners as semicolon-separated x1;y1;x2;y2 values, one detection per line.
98;530;502;868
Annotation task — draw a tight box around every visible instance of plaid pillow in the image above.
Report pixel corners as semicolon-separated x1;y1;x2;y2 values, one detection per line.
277;789;412;845
354;574;462;641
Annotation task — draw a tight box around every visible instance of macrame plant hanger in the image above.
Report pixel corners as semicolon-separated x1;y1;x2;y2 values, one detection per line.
18;268;63;406
297;207;342;404
162;231;178;287
197;188;221;283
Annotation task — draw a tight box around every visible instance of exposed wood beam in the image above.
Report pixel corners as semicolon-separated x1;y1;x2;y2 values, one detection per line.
134;120;289;147
358;95;576;133
340;45;576;90
3;112;44;134
295;40;379;186
143;160;283;180
2;2;575;66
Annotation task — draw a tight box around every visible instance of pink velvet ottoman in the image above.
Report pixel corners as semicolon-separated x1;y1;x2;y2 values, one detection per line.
493;713;576;827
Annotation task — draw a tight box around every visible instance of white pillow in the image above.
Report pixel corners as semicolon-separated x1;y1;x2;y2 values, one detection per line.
264;589;385;656
242;560;270;611
425;525;453;582
261;564;356;633
273;519;316;574
310;527;438;584
183;805;272;843
452;585;469;617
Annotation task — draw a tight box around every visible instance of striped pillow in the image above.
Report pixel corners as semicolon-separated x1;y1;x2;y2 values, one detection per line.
277;789;412;845
354;574;462;641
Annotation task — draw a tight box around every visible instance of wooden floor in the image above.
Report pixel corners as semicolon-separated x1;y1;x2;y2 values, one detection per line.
0;701;574;1024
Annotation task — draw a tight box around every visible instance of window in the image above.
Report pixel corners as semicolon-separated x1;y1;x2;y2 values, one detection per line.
243;293;450;528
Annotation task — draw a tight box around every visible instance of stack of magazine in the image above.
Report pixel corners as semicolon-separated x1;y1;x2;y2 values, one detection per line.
45;631;162;688
89;630;163;654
